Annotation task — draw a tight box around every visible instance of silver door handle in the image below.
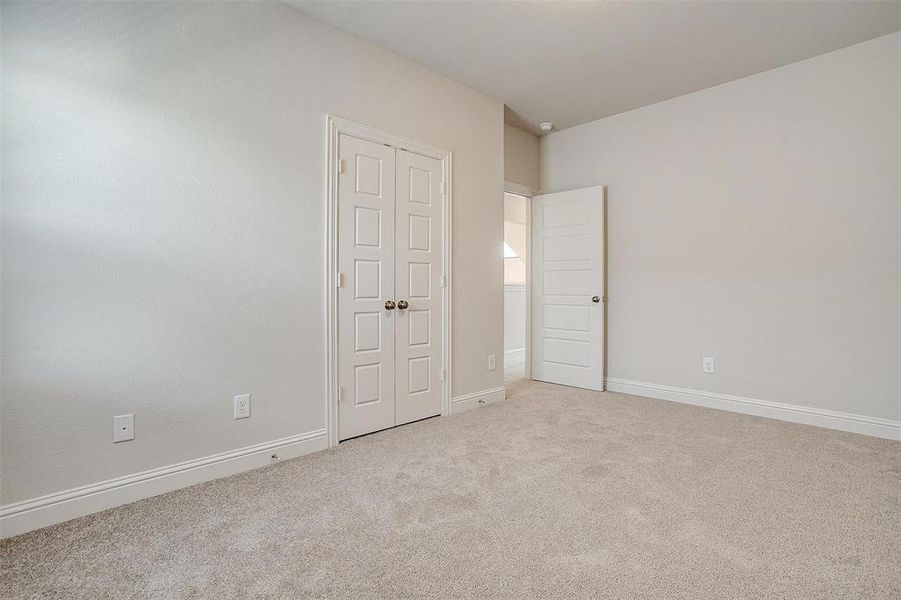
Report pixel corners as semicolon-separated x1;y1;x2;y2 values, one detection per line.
397;300;409;310
592;296;600;303
384;300;396;310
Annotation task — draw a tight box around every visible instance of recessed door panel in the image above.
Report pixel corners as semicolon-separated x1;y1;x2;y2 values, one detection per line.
543;337;590;367
354;364;381;405
354;260;381;299
409;215;431;251
543;270;590;296
543;304;590;332
354;312;381;352
408;309;431;347
408;356;431;394
355;155;382;196
409;167;432;205
531;187;605;391
355;207;382;247
543;202;590;229
544;234;589;261
408;262;431;298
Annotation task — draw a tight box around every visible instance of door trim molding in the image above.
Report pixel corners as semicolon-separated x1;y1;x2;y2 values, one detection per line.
325;115;453;447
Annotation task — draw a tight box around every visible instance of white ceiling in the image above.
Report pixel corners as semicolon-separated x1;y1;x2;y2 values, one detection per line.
289;1;900;134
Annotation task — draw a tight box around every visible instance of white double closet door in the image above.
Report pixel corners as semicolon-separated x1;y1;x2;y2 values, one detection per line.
337;134;444;441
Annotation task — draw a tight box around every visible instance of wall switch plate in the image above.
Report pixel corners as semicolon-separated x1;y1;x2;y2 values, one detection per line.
702;357;715;374
113;414;134;443
234;394;251;419
487;354;497;371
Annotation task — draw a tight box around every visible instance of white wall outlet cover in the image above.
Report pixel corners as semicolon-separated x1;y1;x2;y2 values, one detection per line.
113;414;134;443
234;394;251;419
703;357;715;374
488;354;497;371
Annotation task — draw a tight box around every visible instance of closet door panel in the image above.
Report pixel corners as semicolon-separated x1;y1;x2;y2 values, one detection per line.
337;135;397;440
394;149;443;425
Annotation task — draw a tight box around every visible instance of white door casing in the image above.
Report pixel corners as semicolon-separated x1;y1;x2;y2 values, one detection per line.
337;135;397;440
531;186;605;391
395;149;444;425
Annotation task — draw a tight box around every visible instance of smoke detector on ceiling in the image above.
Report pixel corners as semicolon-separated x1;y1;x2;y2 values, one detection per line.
538;122;555;134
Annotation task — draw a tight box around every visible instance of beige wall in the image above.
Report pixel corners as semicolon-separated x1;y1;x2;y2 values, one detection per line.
504;124;539;191
540;33;900;421
1;1;504;504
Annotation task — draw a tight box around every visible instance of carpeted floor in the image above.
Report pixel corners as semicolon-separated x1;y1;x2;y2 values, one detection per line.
2;380;900;599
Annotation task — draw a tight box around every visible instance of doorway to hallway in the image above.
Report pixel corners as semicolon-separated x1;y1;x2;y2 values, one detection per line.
504;192;528;385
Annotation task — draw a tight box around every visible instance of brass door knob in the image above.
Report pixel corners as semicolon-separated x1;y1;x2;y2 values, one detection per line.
384;300;396;310
397;300;409;310
592;296;601;303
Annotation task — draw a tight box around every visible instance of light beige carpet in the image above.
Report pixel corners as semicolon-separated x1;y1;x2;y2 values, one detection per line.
3;380;900;599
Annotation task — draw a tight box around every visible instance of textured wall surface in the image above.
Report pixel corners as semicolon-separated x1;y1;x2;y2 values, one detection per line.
1;1;504;504
541;33;900;420
504;124;539;190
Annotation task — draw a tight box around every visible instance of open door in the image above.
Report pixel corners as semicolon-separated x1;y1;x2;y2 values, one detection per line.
531;186;606;391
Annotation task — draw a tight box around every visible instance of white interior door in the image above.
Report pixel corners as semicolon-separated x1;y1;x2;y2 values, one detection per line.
337;135;397;440
531;186;605;390
394;148;443;425
337;136;445;440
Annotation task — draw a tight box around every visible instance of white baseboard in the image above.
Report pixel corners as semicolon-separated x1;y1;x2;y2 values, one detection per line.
0;428;328;539
605;378;900;441
450;386;506;414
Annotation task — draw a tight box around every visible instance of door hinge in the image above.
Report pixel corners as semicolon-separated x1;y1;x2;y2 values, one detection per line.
337;159;345;175
442;181;447;195
338;386;345;402
440;368;446;382
336;272;344;288
439;274;447;288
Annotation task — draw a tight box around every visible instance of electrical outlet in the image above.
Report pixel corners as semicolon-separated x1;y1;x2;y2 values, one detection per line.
702;357;715;374
113;414;134;443
234;394;251;419
487;354;497;371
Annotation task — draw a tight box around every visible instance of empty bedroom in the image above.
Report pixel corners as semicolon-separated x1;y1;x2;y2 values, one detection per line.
1;1;899;598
